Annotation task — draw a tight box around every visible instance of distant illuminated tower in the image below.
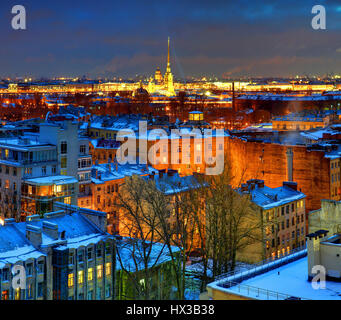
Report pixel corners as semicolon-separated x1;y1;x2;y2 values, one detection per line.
163;37;175;96
148;37;175;96
154;67;163;84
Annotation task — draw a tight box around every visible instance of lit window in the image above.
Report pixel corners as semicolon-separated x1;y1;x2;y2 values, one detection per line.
106;263;111;276
97;265;103;279
68;273;74;288
78;270;84;285
1;290;8;300
88;268;93;281
14;288;20;300
61;157;67;169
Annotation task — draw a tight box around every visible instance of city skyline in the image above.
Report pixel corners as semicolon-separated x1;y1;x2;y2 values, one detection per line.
2;0;341;79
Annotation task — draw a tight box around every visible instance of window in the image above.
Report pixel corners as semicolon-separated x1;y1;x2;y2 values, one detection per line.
80;145;86;154
87;268;93;282
78;250;84;263
14;288;20;300
78;270;84;285
5;180;9;189
37;283;43;297
26;284;34;298
68;273;74;288
87;248;93;260
61;141;67;154
96;287;102;300
97;265;103;279
286;219;289;228
61;157;67;169
42;166;46;176
2;268;9;282
87;290;93;300
37;261;44;274
1;290;8;300
105;284;111;298
26;263;33;276
69;253;74;265
106;263;111;276
25;168;32;176
52;165;57;174
105;243;111;255
96;246;102;258
13;168;17;176
5;166;9;174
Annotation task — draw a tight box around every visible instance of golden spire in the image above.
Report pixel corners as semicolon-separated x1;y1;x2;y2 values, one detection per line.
167;37;171;72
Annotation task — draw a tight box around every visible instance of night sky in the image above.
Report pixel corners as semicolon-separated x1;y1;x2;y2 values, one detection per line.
1;0;341;79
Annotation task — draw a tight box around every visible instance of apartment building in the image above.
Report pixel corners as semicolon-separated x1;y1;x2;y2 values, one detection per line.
239;179;306;262
0;117;93;220
0;203;115;300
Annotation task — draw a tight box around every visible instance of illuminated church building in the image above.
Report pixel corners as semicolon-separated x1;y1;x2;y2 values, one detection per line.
148;37;176;96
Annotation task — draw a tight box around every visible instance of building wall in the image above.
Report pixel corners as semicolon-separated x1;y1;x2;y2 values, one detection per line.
226;138;332;214
309;199;341;234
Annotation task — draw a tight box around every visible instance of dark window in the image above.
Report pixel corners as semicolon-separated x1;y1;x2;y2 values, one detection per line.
61;142;67;154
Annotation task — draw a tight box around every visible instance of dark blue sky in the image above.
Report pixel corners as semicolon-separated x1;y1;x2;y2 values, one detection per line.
2;0;341;78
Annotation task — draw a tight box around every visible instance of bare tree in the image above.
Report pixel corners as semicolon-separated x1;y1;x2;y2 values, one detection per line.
116;175;167;300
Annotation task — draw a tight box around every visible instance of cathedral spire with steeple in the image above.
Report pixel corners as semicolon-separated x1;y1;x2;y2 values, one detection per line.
164;36;175;96
166;37;171;73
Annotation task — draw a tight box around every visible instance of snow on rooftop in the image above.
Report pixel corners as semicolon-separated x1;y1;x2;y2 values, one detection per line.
210;257;341;300
240;184;305;210
25;175;78;186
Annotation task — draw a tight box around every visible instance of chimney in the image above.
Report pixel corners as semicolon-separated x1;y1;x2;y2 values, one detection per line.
257;180;265;188
26;224;42;247
286;147;293;182
42;221;59;240
158;169;166;179
307;230;329;281
283;181;298;191
241;183;248;192
167;169;177;177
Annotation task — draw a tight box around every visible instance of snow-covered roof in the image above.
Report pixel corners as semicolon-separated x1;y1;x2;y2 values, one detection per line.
239;183;306;210
24;175;78;186
208;256;341;300
91;162;158;184
116;238;180;272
